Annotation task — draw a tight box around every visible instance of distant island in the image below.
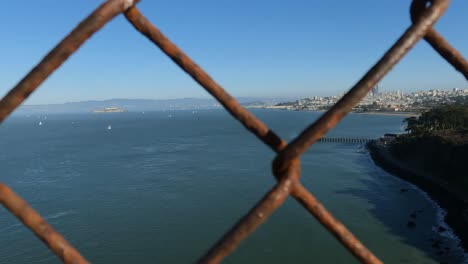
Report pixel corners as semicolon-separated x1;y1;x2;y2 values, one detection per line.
368;104;468;251
93;107;127;113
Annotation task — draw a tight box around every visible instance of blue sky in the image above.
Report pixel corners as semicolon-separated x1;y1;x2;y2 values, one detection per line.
0;1;467;104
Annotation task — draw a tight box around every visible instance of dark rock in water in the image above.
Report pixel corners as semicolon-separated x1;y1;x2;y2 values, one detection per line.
407;221;416;228
410;213;417;218
438;226;447;233
416;209;424;213
437;250;444;255
400;188;409;193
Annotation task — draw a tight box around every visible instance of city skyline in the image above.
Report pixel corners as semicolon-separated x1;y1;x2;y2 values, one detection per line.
19;86;467;107
1;1;467;105
271;87;468;113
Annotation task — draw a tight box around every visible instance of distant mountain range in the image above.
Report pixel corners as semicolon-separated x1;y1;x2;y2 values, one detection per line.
15;97;299;114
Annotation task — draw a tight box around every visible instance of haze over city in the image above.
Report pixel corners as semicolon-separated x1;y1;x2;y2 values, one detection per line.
1;0;467;105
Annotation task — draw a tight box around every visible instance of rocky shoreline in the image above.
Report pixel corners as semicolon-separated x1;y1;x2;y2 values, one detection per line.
367;141;468;254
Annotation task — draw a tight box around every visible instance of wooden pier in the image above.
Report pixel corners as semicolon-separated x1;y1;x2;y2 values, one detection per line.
318;137;375;143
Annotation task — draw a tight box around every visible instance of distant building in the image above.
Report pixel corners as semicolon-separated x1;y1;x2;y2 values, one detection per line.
371;85;380;97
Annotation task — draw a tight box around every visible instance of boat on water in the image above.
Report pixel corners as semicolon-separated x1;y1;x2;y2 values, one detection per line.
38;121;42;126
107;125;112;130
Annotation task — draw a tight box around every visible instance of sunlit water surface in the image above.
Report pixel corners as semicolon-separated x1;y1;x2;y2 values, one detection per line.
0;110;466;263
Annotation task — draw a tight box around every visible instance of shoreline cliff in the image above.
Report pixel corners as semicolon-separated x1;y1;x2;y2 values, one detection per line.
367;140;468;253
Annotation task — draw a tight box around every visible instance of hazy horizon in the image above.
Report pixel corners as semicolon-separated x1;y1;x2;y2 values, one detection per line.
1;1;467;105
18;85;467;106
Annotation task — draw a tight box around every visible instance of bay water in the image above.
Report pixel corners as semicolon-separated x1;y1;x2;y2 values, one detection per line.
0;109;466;263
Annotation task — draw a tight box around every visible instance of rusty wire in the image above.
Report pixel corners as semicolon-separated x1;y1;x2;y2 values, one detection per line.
410;0;468;79
1;0;467;263
0;184;89;264
272;0;452;174
124;7;287;153
0;0;140;125
123;7;382;264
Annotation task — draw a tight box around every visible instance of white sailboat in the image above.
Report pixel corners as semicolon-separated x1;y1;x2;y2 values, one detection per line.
107;125;112;130
38;121;42;126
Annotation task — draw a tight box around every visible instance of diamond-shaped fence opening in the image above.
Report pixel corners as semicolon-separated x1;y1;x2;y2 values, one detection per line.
0;0;467;263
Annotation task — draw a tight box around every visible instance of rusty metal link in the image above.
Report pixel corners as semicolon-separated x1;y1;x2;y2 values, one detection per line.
0;0;140;125
411;0;468;79
123;7;382;264
272;0;450;175
0;0;466;263
0;183;89;264
198;159;300;264
291;183;382;264
124;7;287;153
0;0;140;262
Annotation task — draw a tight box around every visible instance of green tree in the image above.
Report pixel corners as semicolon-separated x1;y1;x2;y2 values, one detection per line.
404;104;468;135
404;116;422;134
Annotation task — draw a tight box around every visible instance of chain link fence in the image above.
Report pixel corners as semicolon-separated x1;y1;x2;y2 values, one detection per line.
0;0;467;263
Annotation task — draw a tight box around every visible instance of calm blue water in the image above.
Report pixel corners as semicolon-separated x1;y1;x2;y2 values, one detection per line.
0;109;466;263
